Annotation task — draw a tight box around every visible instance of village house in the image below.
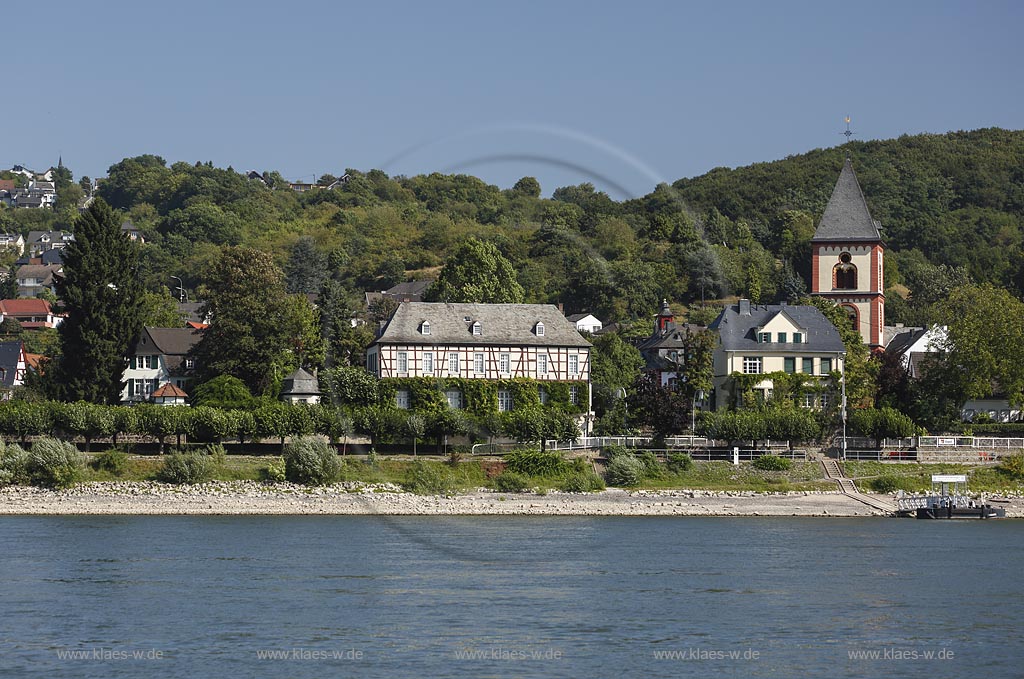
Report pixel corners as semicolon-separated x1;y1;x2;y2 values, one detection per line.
636;300;706;388
708;300;846;410
120;327;202;403
0;298;64;329
26;231;74;258
0;341;29;398
15;263;62;298
0;233;25;255
367;301;593;429
566;312;603;334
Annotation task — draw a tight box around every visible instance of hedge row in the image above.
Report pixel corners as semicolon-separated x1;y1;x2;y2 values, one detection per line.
0;400;580;451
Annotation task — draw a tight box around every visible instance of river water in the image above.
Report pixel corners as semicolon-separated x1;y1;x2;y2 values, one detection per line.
1;516;1021;678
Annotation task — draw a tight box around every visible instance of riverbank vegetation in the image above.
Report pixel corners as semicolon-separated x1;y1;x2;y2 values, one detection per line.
845;459;1024;494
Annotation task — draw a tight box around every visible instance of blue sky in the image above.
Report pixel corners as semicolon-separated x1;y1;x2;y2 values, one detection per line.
8;0;1023;198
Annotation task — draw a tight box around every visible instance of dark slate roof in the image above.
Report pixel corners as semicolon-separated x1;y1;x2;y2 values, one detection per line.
884;327;928;356
812;159;881;242
38;249;63;265
131;327;202;375
372;302;591;348
709;301;845;353
281;367;321;396
0;341;23;387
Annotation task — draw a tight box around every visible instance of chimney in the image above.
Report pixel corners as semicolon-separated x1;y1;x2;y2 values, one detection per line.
558;302;565;314
738;299;751;315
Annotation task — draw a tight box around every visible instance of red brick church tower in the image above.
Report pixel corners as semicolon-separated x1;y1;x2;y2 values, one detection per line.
810;159;884;347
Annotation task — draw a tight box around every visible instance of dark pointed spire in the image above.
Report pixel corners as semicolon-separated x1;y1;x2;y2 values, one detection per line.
812;159;881;242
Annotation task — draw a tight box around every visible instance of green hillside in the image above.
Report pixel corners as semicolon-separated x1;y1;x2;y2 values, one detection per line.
1;128;1021;338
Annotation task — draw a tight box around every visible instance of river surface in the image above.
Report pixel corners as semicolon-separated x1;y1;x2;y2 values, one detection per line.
0;516;1022;678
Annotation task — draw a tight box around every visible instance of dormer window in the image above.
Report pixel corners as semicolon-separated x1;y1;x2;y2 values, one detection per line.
793;332;803;344
420;321;430;335
471;321;481;336
757;331;771;343
535;322;545;337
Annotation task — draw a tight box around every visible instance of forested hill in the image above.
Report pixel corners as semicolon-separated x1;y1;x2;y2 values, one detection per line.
1;128;1021;331
673;127;1024;295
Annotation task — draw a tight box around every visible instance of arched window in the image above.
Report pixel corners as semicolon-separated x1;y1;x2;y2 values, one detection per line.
834;253;857;289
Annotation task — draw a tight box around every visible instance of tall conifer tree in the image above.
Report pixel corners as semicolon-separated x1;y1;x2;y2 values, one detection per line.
50;199;143;403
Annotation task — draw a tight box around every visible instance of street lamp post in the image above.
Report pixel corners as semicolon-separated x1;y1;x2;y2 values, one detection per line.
691;389;704;447
840;352;847;461
170;276;187;303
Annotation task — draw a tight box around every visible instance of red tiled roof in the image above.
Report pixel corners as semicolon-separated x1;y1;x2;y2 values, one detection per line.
0;298;52;315
185;321;209;329
25;353;45;371
152;382;188;398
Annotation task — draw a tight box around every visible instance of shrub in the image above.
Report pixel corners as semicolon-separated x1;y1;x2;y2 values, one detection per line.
92;448;130;476
504;449;569;477
204;443;227;468
27;438;85;488
637;450;665;479
283;436;341;486
666;452;694;474
157;451;214;485
559;470;606;493
602;444;630;462
869;475;917;493
752;454;793;472
260;459;287;482
493;471;531;493
998;453;1024;480
605;454;645;486
408;461;460;495
0;443;29;486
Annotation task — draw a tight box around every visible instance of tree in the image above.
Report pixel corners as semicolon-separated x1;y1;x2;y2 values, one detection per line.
140;287;186;327
192;375;254;409
190;247;309;396
285;236;328;294
936;283;1024;406
589;332;644;416
425;238;524;303
48;199;144;404
512;176;541;199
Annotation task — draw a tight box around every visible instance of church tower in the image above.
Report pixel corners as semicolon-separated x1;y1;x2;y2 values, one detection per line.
810;158;884;347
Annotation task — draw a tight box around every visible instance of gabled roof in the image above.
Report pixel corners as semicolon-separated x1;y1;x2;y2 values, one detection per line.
566;313;601;323
372;302;591;348
709;301;845;353
812;159;882;242
134;327;203;356
0;341;25;387
15;263;62;282
152;382;188;399
0;298;54;316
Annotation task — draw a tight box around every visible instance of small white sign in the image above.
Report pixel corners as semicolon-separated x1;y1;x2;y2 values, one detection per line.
937;437;956;446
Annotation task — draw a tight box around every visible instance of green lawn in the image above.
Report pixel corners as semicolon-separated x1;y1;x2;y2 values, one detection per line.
630;461;836;492
842;460;1024;494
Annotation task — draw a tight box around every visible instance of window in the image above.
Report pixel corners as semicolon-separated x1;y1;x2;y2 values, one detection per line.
537;353;548;376
499;353;511;374
568;354;579;375
793;332;803;344
397;351;408;373
473;352;484;373
395;390;410;409
471;321;481;336
366;352;377;373
820;358;832;374
535;322;545;336
758;332;771;343
448;352;460;374
445;390;463;409
538;387;548;404
130;378;157;399
423;352;434;374
185;358;195;370
777;332;787;344
834;253;857;289
820;393;832;408
802;357;814;374
420;321;430;335
569;385;580;405
783;357;795;374
498;389;513;412
742;356;763;374
802;393;815;408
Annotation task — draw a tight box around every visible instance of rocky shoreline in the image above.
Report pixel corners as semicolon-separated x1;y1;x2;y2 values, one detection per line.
3;481;1021;517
